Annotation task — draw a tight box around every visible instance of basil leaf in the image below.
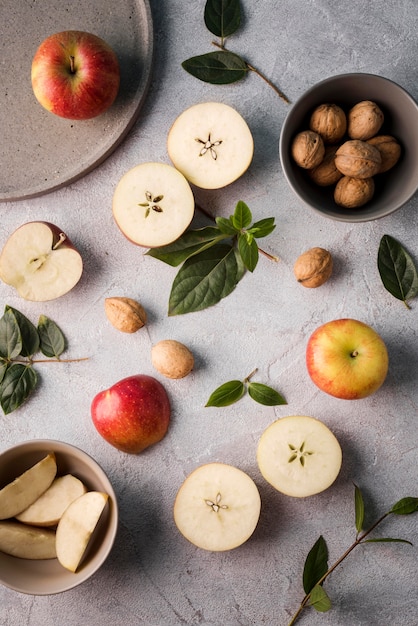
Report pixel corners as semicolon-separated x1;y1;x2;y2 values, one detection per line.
378;234;418;306
146;226;225;267
364;538;413;546
354;483;365;534
6;306;39;357
204;0;241;39
309;584;331;613
206;380;245;407
0;307;22;359
247;382;286;406
303;535;328;594
238;233;259;272
0;363;37;414
38;315;65;358
182;51;248;85
248;217;276;239
390;497;418;515
215;216;238;236
232;200;252;229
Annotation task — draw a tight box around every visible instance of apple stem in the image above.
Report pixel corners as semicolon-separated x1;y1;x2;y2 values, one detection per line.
69;55;76;73
351;350;359;358
52;233;67;250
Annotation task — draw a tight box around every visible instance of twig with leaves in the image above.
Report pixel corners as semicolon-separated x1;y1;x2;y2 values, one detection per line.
206;368;286;407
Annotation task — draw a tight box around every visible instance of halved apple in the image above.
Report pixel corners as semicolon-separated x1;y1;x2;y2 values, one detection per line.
16;474;87;527
167;102;254;189
112;162;195;248
0;452;57;520
257;416;342;498
55;490;109;572
173;462;261;551
0;520;57;559
0;221;83;301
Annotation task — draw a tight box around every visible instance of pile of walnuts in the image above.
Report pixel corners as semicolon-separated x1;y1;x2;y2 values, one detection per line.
291;101;402;208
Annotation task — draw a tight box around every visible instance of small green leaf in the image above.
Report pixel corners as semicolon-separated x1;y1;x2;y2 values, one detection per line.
0;363;37;414
38;315;65;358
248;217;276;239
206;380;245;407
0;360;7;384
378;234;418;306
215;216;238;236
238;233;259;272
6;306;40;357
247;382;286;406
303;536;328;594
146;226;225;267
182;51;248;85
0;307;22;360
364;538;413;546
204;0;241;39
390;497;418;515
232;200;252;229
309;584;332;613
354;483;365;534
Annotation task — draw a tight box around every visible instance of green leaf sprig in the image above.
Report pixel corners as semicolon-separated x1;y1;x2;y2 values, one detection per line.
0;305;88;414
288;486;418;625
205;367;287;407
146;200;277;315
182;0;290;104
378;234;418;309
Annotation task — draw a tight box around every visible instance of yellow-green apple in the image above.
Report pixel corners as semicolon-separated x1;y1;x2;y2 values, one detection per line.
306;318;389;400
0;521;57;560
31;30;120;120
91;374;171;453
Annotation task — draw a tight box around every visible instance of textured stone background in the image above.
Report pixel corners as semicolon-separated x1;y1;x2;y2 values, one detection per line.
1;1;417;625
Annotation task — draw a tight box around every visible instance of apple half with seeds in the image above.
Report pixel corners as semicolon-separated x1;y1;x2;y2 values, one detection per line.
173;462;261;551
0;221;83;301
257;416;342;498
167;102;254;189
113;162;195;248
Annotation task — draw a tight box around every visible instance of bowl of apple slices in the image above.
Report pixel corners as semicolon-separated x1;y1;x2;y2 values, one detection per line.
0;440;118;595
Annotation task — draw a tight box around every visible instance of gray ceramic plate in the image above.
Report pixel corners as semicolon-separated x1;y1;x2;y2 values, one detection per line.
1;0;153;202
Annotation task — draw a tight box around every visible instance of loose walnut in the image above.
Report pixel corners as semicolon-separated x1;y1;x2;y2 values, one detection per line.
347;100;384;140
291;130;325;169
308;145;343;186
104;297;147;333
293;247;333;288
367;135;401;173
335;140;381;179
309;103;347;144
151;339;194;379
334;176;375;208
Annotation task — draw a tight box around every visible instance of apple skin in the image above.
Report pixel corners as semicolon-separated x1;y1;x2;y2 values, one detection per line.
306;318;389;400
31;30;120;120
91;375;171;454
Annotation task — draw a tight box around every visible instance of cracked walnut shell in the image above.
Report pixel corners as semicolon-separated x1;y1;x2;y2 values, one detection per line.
293;247;333;288
335;140;381;179
291;130;325;169
309;103;347;144
347;100;384;140
334;176;375;208
367;135;401;173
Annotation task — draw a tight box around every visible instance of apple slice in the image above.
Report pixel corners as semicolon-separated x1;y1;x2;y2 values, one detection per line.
0;521;56;560
112;162;195;248
173;463;261;551
16;474;87;527
0;221;83;301
257;416;342;498
55;491;109;572
0;452;57;520
167;102;254;189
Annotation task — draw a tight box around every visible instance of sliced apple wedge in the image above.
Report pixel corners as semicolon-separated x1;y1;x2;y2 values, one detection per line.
56;491;109;572
16;474;87;527
0;221;83;301
167;102;254;189
0;520;57;559
0;452;57;520
173;463;261;551
257;416;342;498
113;162;195;248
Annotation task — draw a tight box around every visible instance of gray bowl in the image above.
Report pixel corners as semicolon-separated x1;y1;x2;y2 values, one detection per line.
279;73;418;222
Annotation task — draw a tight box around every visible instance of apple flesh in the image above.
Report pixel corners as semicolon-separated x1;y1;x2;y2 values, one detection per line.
173;462;261;551
0;521;57;560
31;30;120;120
113;162;195;248
0;221;83;301
306;318;389;400
91;374;171;454
167;102;254;189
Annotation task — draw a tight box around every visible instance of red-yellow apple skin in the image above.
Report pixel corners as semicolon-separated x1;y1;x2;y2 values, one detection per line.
306;318;389;400
91;375;171;454
31;31;120;120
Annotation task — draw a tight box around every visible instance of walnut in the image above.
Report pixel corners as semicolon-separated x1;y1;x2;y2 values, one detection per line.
291;130;325;169
335;140;381;179
309;103;347;144
104;297;147;333
334;176;375;208
293;247;333;288
151;340;194;379
308;145;343;186
347;100;384;140
367;135;401;173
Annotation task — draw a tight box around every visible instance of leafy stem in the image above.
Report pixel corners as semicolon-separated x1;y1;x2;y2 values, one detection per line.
205;366;286;407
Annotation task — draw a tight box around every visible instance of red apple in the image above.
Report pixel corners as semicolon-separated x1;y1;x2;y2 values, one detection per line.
91;375;171;454
306;318;389;400
31;30;120;120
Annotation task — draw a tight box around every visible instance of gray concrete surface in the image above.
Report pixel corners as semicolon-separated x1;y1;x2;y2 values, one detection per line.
1;1;417;625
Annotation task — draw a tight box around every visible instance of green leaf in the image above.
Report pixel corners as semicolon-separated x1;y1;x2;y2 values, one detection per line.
204;0;241;39
206;380;245;407
146;226;225;267
247;382;287;406
0;363;37;414
37;315;65;358
0;307;22;359
232;200;252;229
354;483;365;534
168;244;245;315
5;306;39;357
0;360;8;384
248;217;276;239
364;538;413;546
303;536;328;594
215;216;238;236
390;497;418;515
378;234;418;306
182;51;248;85
309;584;332;613
238;233;259;272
